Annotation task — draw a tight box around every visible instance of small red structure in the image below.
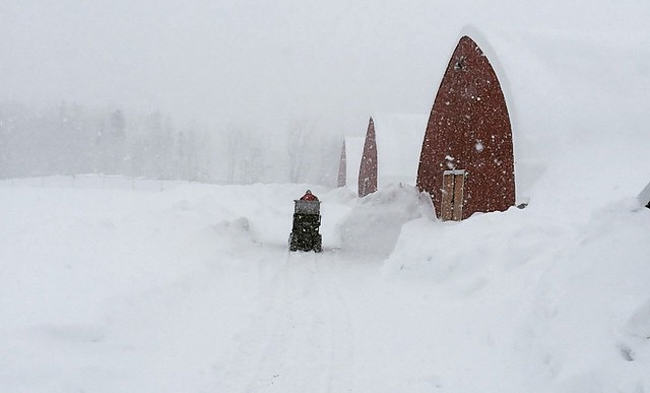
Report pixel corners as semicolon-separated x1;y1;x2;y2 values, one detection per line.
417;35;515;220
358;117;378;197
356;114;427;197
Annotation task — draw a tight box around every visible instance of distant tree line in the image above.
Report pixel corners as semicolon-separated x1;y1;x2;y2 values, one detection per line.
0;102;340;186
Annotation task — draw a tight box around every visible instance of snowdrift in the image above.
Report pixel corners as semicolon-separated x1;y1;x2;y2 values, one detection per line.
383;200;650;392
336;184;424;257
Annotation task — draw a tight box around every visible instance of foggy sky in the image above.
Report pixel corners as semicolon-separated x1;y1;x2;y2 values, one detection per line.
1;0;648;135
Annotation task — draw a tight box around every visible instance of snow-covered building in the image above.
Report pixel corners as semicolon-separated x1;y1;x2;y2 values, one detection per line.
358;118;377;197
417;35;515;221
344;136;364;194
358;114;428;197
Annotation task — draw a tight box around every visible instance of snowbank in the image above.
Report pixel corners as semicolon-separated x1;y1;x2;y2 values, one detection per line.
384;197;650;392
337;185;424;257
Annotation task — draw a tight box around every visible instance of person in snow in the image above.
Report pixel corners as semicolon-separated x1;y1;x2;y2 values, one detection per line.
300;189;319;201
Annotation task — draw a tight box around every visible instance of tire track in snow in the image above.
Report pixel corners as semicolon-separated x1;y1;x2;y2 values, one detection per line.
222;250;357;393
218;250;291;392
244;253;329;393
319;257;356;393
242;255;297;393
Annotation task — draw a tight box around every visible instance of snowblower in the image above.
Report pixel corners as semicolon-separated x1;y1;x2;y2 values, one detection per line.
288;199;322;252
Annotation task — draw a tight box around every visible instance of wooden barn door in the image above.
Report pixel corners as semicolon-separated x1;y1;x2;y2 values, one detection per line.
440;170;466;221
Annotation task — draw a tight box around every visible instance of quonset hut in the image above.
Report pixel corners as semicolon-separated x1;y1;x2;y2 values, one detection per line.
358;114;428;197
337;140;346;188
358;118;378;197
417;35;515;221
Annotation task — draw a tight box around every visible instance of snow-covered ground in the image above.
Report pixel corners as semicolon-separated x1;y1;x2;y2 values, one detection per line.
1;175;649;393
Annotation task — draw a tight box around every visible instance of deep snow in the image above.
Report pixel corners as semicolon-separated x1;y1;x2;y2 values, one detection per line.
1;175;649;393
2;1;650;391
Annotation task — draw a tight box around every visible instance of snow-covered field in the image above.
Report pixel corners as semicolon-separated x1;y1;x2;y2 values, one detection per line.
1;175;649;393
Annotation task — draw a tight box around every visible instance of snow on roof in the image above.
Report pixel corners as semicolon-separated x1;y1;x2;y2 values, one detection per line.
477;27;650;207
344;136;364;193
638;181;650;206
372;113;428;188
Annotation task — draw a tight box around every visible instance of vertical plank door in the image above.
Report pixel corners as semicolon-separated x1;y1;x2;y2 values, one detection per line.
452;172;465;220
441;172;455;221
441;170;466;221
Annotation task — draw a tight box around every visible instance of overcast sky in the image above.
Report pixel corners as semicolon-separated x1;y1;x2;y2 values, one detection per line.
1;0;648;135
